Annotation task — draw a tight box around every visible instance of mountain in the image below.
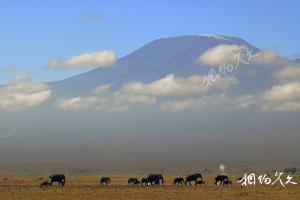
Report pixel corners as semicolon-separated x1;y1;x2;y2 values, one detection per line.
2;35;300;166
50;35;273;97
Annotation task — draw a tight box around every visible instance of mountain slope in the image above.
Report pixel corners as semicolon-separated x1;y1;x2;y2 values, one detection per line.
294;58;300;63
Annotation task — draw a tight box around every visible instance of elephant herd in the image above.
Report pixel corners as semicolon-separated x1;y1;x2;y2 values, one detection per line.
128;174;164;186
40;173;233;187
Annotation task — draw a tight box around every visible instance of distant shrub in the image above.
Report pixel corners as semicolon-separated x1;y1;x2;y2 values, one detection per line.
284;167;297;174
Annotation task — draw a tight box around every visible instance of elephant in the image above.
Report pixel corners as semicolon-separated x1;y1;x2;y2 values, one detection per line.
173;177;184;185
215;175;229;185
100;177;111;185
147;174;164;186
185;173;203;185
50;174;66;186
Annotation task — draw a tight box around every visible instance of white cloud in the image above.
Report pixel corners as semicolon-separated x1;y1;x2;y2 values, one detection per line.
274;65;300;79
0;75;52;110
252;49;289;67
122;74;237;96
48;50;117;69
57;96;98;110
101;94;157;111
262;81;300;111
199;47;292;69
197;44;248;66
234;95;256;109
160;93;255;112
93;92;156;111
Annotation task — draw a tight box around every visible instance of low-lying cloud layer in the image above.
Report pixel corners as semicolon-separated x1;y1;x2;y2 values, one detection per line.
56;74;238;111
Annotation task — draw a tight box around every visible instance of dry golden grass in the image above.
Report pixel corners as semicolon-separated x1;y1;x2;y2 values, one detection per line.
0;175;299;200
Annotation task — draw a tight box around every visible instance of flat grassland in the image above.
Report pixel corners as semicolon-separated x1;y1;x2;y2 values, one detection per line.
0;175;299;200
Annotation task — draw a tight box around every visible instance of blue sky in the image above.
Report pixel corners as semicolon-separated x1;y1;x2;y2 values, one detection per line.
0;0;299;84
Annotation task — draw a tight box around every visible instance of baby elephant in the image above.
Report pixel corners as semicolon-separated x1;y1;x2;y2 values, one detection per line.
141;178;148;186
223;179;232;186
40;181;52;188
128;178;140;186
195;180;205;186
173;177;184;185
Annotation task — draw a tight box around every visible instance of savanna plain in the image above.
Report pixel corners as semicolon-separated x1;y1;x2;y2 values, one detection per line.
0;175;299;200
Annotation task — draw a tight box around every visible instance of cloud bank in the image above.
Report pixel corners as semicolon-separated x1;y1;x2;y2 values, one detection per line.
262;81;300;111
160;93;255;112
274;64;300;79
57;85;156;111
122;74;237;96
56;73;238;111
250;49;292;68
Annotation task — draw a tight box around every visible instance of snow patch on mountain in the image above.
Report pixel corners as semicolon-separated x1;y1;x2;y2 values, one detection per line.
198;34;232;40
